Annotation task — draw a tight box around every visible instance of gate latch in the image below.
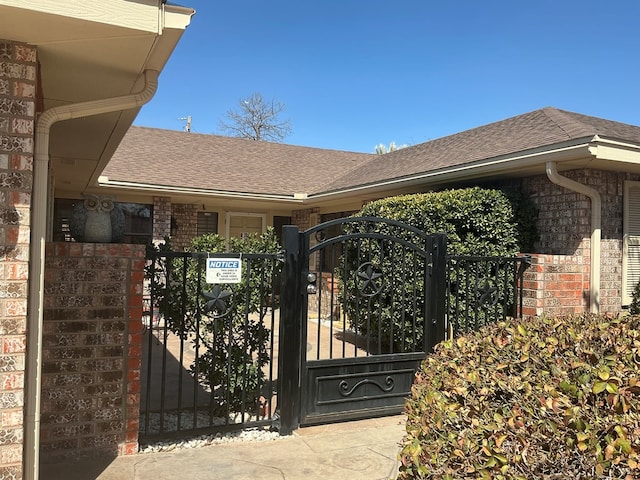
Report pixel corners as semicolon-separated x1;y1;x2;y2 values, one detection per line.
306;272;317;294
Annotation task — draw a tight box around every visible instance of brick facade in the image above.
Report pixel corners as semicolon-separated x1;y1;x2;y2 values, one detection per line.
152;196;171;244
291;207;320;231
521;169;640;315
171;202;198;251
521;254;588;317
40;242;145;462
152;197;199;251
0;39;36;479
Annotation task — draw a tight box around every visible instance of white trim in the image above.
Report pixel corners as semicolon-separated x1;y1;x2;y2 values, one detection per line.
98;178;305;203
2;0;163;33
622;180;640;306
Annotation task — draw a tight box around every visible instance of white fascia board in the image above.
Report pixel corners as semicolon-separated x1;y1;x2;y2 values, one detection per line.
97;177;305;203
589;137;640;163
2;0;164;33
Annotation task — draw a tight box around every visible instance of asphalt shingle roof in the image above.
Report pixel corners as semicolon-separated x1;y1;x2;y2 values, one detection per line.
104;107;640;197
322;107;640;192
103;128;374;196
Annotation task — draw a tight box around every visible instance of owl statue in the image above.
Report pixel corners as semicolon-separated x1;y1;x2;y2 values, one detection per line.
69;194;125;243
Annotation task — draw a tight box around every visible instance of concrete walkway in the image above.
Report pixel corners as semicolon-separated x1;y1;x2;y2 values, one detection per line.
41;415;406;480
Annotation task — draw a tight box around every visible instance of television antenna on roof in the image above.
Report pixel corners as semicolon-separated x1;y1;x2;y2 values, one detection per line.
178;115;192;133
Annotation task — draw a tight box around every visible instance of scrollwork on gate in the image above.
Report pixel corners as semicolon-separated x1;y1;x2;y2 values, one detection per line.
338;376;395;397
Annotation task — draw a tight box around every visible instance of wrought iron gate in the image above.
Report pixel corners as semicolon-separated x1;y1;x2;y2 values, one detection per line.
276;217;447;434
140;251;281;443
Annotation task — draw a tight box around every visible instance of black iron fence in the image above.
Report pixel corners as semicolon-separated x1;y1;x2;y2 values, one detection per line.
140;251;281;443
446;255;531;337
139;243;530;443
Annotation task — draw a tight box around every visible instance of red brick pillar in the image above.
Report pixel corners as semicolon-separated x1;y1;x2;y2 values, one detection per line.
0;39;37;478
41;243;145;462
522;254;588;317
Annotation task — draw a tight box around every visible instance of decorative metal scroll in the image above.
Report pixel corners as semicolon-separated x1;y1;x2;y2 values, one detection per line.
338;376;395;397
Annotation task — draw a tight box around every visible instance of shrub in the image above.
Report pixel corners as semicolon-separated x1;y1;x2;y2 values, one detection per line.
630;281;640;315
475;180;540;253
357;188;519;256
398;314;640;479
146;228;281;414
339;188;521;347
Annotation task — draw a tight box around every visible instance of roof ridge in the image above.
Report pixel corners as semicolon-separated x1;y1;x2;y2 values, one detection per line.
540;107;598;139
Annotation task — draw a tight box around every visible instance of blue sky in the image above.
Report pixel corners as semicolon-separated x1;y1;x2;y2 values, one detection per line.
134;0;640;153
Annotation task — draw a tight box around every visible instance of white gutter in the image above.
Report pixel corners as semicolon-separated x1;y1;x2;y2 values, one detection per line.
97;177;307;203
545;161;601;313
24;69;159;480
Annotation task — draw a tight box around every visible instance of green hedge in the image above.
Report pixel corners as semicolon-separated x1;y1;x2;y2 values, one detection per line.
339;188;521;348
359;188;519;256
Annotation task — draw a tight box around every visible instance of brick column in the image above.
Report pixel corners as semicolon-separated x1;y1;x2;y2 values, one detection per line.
171;203;197;251
522;253;588;317
152;196;171;244
0;39;37;479
40;242;145;462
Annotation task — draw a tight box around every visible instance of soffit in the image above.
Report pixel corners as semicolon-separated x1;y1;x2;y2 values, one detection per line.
0;1;193;194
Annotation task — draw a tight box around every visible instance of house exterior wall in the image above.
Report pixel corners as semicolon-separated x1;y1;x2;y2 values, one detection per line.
521;169;640;315
171;202;197;251
0;39;36;479
152;197;198;251
41;242;145;462
152;196;171;244
291;207;320;231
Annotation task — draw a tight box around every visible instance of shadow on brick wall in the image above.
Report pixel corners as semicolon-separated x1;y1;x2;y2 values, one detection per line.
0;205;19;258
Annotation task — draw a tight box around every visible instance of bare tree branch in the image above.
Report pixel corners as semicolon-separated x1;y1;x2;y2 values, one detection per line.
219;92;293;142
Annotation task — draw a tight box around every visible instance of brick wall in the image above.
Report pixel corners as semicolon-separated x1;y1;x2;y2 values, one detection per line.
0;39;36;479
40;242;145;462
522;169;640;315
171;203;198;251
152;196;171;244
522;254;588;317
291;207;319;231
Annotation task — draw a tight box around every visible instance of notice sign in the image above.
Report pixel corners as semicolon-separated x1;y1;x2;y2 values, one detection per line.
206;258;242;284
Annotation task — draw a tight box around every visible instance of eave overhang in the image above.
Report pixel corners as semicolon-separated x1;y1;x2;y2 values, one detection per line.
0;0;194;193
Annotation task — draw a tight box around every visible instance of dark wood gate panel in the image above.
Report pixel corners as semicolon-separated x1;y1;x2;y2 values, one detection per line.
277;217;447;433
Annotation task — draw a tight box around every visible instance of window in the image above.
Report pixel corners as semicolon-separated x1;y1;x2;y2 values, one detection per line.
623;181;640;305
197;211;219;235
53;198;153;244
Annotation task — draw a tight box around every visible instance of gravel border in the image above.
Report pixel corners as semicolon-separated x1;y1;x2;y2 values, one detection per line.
140;427;288;453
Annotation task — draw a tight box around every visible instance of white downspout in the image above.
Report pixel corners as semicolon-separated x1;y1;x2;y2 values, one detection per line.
545;161;601;313
24;69;159;480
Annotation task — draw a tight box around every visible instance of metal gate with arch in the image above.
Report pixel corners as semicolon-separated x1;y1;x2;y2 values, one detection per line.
276;217;447;434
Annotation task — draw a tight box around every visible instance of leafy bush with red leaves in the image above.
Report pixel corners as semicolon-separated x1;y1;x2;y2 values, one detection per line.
398;314;640;479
